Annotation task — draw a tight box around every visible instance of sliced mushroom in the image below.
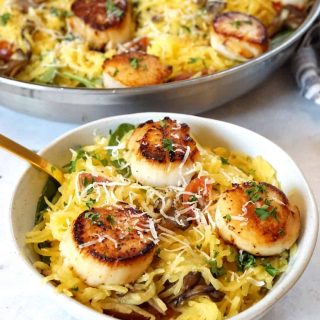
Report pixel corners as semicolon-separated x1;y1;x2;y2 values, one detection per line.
167;272;225;307
0;42;29;77
268;5;307;36
206;0;227;16
13;0;47;12
160;206;190;231
171;284;225;306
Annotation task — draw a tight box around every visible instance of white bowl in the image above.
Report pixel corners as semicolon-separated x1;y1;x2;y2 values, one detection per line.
9;112;318;320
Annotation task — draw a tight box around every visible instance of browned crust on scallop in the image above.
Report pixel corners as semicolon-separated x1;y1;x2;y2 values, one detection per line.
213;11;268;45
71;0;128;31
103;52;172;87
136;117;199;164
225;182;296;244
72;205;156;265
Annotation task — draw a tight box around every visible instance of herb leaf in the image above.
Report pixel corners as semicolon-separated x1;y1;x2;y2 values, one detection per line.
63;147;86;173
245;182;266;202
35;177;60;225
50;7;70;18
37;67;57;84
264;263;279;277
237;251;256;271
208;259;225;278
108;123;135;151
220;157;229;165
85;211;99;221
0;13;11;26
106;214;116;226
106;0;124;18
255;205;278;221
163;138;174;152
60;72;98;88
223;214;231;222
108;123;135;177
129;57;140;69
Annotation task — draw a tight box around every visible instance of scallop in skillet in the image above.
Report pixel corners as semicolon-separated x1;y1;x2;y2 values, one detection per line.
127;117;199;187
215;182;300;256
103;52;172;88
60;204;157;286
210;11;268;62
67;0;135;50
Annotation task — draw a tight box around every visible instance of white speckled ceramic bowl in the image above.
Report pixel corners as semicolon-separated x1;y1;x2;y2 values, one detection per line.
9;113;318;320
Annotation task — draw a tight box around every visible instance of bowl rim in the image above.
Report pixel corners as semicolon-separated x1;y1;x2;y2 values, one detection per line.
8;112;319;320
0;1;320;95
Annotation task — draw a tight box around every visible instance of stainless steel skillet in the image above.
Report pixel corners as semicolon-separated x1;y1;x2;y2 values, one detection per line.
0;1;319;123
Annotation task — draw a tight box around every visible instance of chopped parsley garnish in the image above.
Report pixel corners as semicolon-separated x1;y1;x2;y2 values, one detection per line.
63;148;86;173
64;33;76;41
159;119;167;128
106;0;124;18
237;251;256;271
189;195;198;202
223;214;231;222
278;228;285;236
129;57;140;69
113;68;119;77
255;205;278;221
245;182;266;202
155;248;161;256
208;259;225;278
85;198;96;210
181;25;191;33
196;243;202;249
50;7;70;18
127;226;133;232
220;157;229;165
231;19;252;29
0;13;11;26
264;263;279;277
106;214;116;226
71;286;79;291
86;187;94;195
163;138;174;152
83;176;90;187
85;211;99;221
188;57;201;64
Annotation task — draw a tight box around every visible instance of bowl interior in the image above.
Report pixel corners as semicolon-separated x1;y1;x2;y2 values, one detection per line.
9;113;318;320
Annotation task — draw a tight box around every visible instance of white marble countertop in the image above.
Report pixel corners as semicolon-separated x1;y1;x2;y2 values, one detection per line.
1;66;320;319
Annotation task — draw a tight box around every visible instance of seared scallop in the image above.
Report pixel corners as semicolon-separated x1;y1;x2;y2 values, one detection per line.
215;182;300;256
127;117;199;187
211;12;268;61
67;0;135;50
60;204;157;286
103;52;172;88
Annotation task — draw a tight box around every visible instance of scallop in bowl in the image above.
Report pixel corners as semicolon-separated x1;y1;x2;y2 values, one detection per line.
9;113;318;320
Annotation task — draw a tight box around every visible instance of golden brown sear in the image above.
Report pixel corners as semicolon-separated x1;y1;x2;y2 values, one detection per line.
68;0;135;49
60;204;156;286
215;182;301;256
103;52;172;87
